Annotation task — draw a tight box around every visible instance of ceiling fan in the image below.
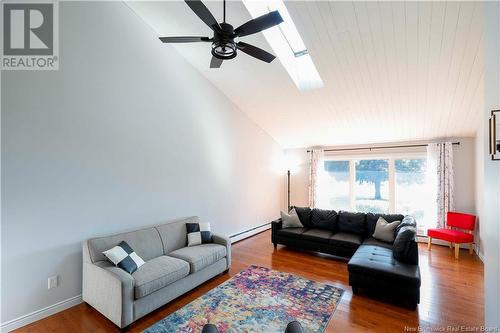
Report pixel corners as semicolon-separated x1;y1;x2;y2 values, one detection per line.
159;0;284;68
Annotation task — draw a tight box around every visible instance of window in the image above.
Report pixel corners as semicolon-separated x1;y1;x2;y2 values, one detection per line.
395;159;436;233
319;153;435;234
355;159;389;214
395;159;426;219
319;161;350;211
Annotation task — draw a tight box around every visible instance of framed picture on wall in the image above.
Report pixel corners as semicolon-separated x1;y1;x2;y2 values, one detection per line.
489;110;500;160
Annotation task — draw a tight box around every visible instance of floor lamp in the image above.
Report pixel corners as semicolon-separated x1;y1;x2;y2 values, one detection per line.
285;155;299;212
287;169;291;211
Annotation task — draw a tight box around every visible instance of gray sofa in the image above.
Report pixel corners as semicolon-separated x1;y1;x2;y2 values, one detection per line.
82;216;231;328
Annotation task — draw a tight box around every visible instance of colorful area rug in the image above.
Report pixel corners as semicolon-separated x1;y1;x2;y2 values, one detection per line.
144;265;344;333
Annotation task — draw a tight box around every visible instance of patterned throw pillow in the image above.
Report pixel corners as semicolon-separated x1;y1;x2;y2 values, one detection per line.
102;241;145;274
186;222;212;247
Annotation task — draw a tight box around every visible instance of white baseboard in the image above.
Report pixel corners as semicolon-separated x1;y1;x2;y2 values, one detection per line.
230;223;271;243
0;294;83;332
475;246;484;262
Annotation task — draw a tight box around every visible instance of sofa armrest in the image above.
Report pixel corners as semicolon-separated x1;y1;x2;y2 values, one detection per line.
82;262;134;328
212;233;231;269
271;218;283;245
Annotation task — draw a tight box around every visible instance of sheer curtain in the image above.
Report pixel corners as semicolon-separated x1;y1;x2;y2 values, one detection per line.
427;142;454;229
308;149;324;208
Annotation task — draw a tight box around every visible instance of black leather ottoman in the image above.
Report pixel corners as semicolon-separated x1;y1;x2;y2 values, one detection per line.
348;245;421;308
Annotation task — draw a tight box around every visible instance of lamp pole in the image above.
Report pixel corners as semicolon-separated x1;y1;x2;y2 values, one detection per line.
287;169;291;211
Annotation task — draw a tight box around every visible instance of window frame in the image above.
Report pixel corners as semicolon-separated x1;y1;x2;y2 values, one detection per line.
323;150;428;215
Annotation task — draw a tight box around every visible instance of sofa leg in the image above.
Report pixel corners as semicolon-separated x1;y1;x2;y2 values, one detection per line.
352;286;359;295
454;243;460;259
273;243;277;249
427;237;432;250
469;243;474;255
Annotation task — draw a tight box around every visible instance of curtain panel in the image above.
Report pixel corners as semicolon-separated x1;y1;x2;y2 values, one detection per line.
308;149;324;208
427;142;455;228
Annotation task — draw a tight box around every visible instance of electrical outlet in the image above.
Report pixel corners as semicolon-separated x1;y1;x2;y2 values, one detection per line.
48;275;58;290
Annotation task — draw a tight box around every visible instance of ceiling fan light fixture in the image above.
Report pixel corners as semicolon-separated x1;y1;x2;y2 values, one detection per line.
211;41;237;60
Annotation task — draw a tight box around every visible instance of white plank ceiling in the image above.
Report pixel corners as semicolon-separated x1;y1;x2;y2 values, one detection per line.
128;1;484;148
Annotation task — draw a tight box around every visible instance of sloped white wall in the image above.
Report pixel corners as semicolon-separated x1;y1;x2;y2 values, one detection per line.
1;1;283;325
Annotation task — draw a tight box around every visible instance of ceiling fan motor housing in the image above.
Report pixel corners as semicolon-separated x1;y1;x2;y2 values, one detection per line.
211;23;237;60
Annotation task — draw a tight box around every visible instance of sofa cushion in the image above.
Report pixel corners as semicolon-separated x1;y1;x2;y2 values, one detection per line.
366;213;404;238
393;226;418;264
338;211;366;235
277;227;308;239
329;232;363;249
169;244;227;273
396;215;417;233
362;237;393;249
155;216;199;254
348;245;420;288
292;206;312;228
132;256;189;299
311;208;337;231
301;228;334;243
87;227;164;263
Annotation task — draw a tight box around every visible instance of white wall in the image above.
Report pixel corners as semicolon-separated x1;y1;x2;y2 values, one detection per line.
476;2;500;328
285;138;476;216
452;138;477;215
1;2;283;326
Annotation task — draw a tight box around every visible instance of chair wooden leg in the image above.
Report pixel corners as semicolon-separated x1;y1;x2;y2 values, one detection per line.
449;242;453;248
427;237;432;250
454;243;460;259
469;243;474;255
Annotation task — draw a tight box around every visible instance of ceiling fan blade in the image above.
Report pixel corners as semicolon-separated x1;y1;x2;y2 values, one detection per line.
210;56;223;68
233;11;283;37
159;36;211;43
185;0;221;32
236;42;276;63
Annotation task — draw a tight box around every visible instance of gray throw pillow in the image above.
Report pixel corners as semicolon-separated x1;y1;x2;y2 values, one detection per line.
372;217;401;243
281;209;304;229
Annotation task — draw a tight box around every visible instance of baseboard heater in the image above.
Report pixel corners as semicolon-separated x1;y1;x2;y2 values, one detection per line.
229;222;271;240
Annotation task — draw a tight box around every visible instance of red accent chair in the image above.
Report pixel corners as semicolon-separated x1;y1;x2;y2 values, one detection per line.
427;212;476;259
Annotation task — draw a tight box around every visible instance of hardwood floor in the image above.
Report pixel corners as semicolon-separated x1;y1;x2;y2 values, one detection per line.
15;230;483;333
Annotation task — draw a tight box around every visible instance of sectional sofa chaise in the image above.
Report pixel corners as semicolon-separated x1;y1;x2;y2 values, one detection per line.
271;207;421;308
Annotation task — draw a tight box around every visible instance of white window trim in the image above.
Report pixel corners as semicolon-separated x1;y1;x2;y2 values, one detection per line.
389;157;396;213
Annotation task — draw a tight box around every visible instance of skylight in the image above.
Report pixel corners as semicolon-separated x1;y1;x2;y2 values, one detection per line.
242;0;323;91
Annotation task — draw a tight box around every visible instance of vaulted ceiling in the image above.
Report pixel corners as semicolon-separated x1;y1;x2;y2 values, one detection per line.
127;1;484;148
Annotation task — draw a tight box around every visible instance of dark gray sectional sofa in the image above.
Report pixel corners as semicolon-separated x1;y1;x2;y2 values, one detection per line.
271;207;421;308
